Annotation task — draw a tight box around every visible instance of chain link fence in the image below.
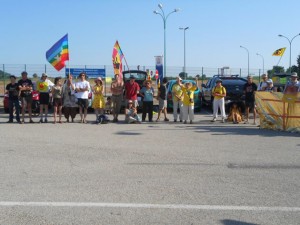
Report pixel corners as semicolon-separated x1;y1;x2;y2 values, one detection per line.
0;64;265;94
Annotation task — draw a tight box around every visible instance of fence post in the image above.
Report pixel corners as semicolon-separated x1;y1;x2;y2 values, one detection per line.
3;64;5;95
104;65;106;97
24;64;27;72
239;68;242;77
201;67;204;84
45;64;47;73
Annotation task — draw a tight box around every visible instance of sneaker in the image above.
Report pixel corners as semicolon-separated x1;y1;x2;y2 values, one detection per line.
7;120;13;123
180;120;183;122
244;120;249;124
174;119;177;122
164;118;169;122
183;120;187;124
39;119;43;123
29;119;34;123
190;120;193;124
211;118;216;122
44;118;48;123
112;118;117;123
21;120;25;124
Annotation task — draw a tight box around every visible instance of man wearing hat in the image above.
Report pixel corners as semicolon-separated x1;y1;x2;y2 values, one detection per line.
36;73;54;123
284;72;300;94
243;75;258;125
257;74;268;91
172;76;183;122
124;75;140;108
6;75;20;123
18;71;34;123
110;74;124;122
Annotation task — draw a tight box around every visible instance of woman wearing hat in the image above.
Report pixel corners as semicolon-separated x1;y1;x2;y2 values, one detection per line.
92;77;105;123
140;80;154;122
211;79;226;123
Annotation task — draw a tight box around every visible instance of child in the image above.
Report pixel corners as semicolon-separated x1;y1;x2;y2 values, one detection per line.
227;102;243;124
104;96;112;114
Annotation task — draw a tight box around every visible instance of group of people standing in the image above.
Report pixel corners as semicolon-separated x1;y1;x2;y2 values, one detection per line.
5;71;300;125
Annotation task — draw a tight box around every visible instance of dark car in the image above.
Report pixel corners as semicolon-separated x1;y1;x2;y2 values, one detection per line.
201;75;247;111
122;70;148;110
167;79;202;112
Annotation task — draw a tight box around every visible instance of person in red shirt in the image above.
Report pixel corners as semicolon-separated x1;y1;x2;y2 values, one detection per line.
124;75;140;107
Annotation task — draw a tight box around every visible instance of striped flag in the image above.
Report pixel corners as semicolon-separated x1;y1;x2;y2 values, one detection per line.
272;47;286;56
46;34;69;71
112;41;124;79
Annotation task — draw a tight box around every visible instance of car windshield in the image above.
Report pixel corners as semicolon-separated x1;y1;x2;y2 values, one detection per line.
123;72;147;80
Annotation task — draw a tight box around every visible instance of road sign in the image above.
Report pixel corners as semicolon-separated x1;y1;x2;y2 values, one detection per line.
65;68;106;78
155;70;159;79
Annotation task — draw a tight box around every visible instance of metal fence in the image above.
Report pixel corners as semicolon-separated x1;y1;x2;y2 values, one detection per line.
0;64;265;95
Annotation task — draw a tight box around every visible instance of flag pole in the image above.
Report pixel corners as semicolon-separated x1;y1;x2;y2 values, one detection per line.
117;41;130;71
276;55;283;66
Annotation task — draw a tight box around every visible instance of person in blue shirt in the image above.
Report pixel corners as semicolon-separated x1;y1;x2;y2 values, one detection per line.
140;80;154;122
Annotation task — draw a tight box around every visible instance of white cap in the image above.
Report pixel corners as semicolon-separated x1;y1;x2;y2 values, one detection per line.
266;79;273;83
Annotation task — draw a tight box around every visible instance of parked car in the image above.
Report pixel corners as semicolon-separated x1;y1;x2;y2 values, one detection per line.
201;75;247;111
166;79;202;112
122;70;148;111
3;90;40;114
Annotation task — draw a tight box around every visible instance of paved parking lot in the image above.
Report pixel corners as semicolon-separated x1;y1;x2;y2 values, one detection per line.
0;108;299;225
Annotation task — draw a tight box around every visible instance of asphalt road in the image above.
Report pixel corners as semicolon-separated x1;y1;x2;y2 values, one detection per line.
0;108;299;225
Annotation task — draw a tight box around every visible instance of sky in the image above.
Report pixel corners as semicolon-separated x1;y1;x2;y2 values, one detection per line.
1;0;300;76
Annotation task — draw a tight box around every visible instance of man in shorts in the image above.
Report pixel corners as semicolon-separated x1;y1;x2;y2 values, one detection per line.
75;72;91;123
124;75;140;108
6;75;21;123
18;71;34;123
156;77;169;122
110;73;124;122
243;75;257;125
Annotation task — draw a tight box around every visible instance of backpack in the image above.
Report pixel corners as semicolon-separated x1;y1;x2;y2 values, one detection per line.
97;114;110;124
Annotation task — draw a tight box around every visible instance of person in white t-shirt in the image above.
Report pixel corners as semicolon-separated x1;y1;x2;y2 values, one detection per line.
257;74;268;91
75;72;91;123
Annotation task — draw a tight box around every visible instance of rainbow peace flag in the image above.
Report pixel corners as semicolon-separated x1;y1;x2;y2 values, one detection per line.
46;34;69;71
112;41;124;78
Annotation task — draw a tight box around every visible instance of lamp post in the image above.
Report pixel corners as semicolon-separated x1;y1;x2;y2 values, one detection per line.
240;45;250;76
153;3;180;78
256;53;264;75
278;33;300;73
179;27;189;79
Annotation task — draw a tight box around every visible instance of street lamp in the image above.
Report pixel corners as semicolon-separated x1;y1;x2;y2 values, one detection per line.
240;45;250;76
153;3;180;78
256;53;264;75
278;33;300;73
179;27;189;79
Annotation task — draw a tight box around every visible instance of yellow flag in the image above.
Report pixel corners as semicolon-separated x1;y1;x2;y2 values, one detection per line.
272;47;286;56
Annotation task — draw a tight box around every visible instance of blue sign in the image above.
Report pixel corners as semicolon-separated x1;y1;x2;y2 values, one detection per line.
65;68;106;78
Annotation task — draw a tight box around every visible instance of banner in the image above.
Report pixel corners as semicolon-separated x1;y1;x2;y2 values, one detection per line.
112;41;124;79
255;92;300;132
155;56;163;82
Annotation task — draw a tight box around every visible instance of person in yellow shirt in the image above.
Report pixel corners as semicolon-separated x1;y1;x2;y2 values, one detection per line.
36;73;54;123
172;76;183;122
181;82;197;124
211;79;226;123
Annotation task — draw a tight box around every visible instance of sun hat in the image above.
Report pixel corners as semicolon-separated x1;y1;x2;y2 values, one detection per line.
266;79;273;83
129;75;136;79
42;73;48;77
95;77;103;83
176;76;182;81
291;72;298;77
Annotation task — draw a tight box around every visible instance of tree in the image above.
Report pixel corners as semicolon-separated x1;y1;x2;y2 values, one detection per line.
267;66;285;77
